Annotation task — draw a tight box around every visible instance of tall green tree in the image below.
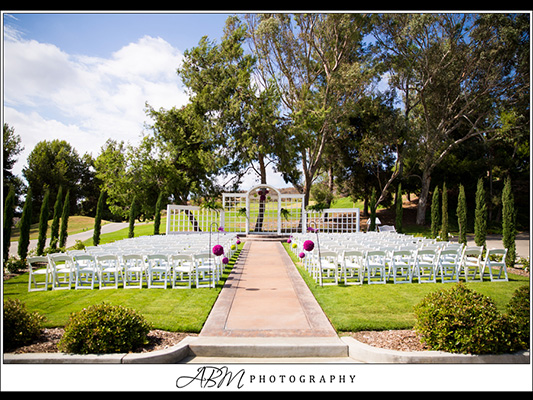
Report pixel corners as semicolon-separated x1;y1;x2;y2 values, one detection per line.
178;16;288;188
502;177;516;268
456;184;467;245
441;183;448;241
246;13;375;204
3;186;16;261
3;123;25;207
93;191;105;246
49;186;63;249
430;188;440;239
153;191;163;235
128;197;138;239
474;178;487;248
23;139;93;220
36;189;50;255
18;188;33;261
59;190;70;248
395;183;403;233
373;13;529;225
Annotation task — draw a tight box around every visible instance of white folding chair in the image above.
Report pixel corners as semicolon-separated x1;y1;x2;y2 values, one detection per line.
342;250;365;285
414;249;438;283
460;246;484;282
390;250;414;284
73;254;98;290
146;254;171;289
96;254;122;289
49;253;75;290
170;254;194;289
438;248;462;283
365;250;388;284
484;248;509;282
27;256;52;292
122;254;146;289
193;252;217;289
316;251;340;286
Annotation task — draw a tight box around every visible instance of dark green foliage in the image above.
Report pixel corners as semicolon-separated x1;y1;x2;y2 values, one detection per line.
3;186;16;261
440;182;448;241
58;303;152;354
153;191;163;235
36;189;50;255
128;196;138;238
430;188;440;239
502;177;516;268
395;183;403;233
50;186;63;249
474;178;487;248
414;284;523;355
369;188;377;231
506;286;530;350
3;298;46;351
17;187;33;261
93;191;105;246
59;190;70;248
456;184;467;245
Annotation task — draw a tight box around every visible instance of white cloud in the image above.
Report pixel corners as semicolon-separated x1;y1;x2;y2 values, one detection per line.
3;32;188;178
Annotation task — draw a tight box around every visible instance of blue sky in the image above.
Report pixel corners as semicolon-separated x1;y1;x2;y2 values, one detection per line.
3;11;289;189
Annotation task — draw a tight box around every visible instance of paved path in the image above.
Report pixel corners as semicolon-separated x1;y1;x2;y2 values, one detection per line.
200;240;338;338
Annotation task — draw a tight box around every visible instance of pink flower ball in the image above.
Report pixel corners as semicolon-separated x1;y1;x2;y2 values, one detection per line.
303;240;315;252
299;252;305;259
222;257;229;264
212;244;224;256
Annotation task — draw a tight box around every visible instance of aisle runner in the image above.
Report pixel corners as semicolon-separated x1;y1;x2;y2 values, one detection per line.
225;241;310;331
200;241;337;337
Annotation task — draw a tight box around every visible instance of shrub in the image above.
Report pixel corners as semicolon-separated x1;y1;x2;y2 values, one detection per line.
413;283;514;354
58;302;152;354
506;286;530;350
3;298;46;351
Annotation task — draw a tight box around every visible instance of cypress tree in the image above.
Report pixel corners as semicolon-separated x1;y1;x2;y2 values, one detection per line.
37;189;50;255
456;184;467;245
93;191;105;246
154;191;163;235
18;188;33;261
59;190;70;248
128;196;137;238
50;186;63;249
395;184;403;233
430;188;440;239
369;188;377;231
474;178;487;248
3;186;16;261
502;177;516;268
441;182;448;241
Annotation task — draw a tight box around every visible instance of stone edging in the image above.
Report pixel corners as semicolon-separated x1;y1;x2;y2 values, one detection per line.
4;336;530;364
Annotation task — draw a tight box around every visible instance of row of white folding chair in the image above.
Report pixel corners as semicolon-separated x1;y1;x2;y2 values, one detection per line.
303;244;508;286
28;251;225;291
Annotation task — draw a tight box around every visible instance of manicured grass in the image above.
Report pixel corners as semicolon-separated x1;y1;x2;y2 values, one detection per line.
282;243;530;332
10;216;111;242
3;246;242;332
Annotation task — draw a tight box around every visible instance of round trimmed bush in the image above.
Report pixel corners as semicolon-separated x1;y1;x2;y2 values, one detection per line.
3;298;46;351
413;283;513;355
58;302;152;354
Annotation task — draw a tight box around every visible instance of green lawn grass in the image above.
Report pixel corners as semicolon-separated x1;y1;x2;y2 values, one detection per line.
3;246;242;332
282;243;530;332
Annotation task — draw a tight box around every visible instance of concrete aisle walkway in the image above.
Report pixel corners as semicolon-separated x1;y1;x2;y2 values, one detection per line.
200;240;338;338
185;240;351;360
